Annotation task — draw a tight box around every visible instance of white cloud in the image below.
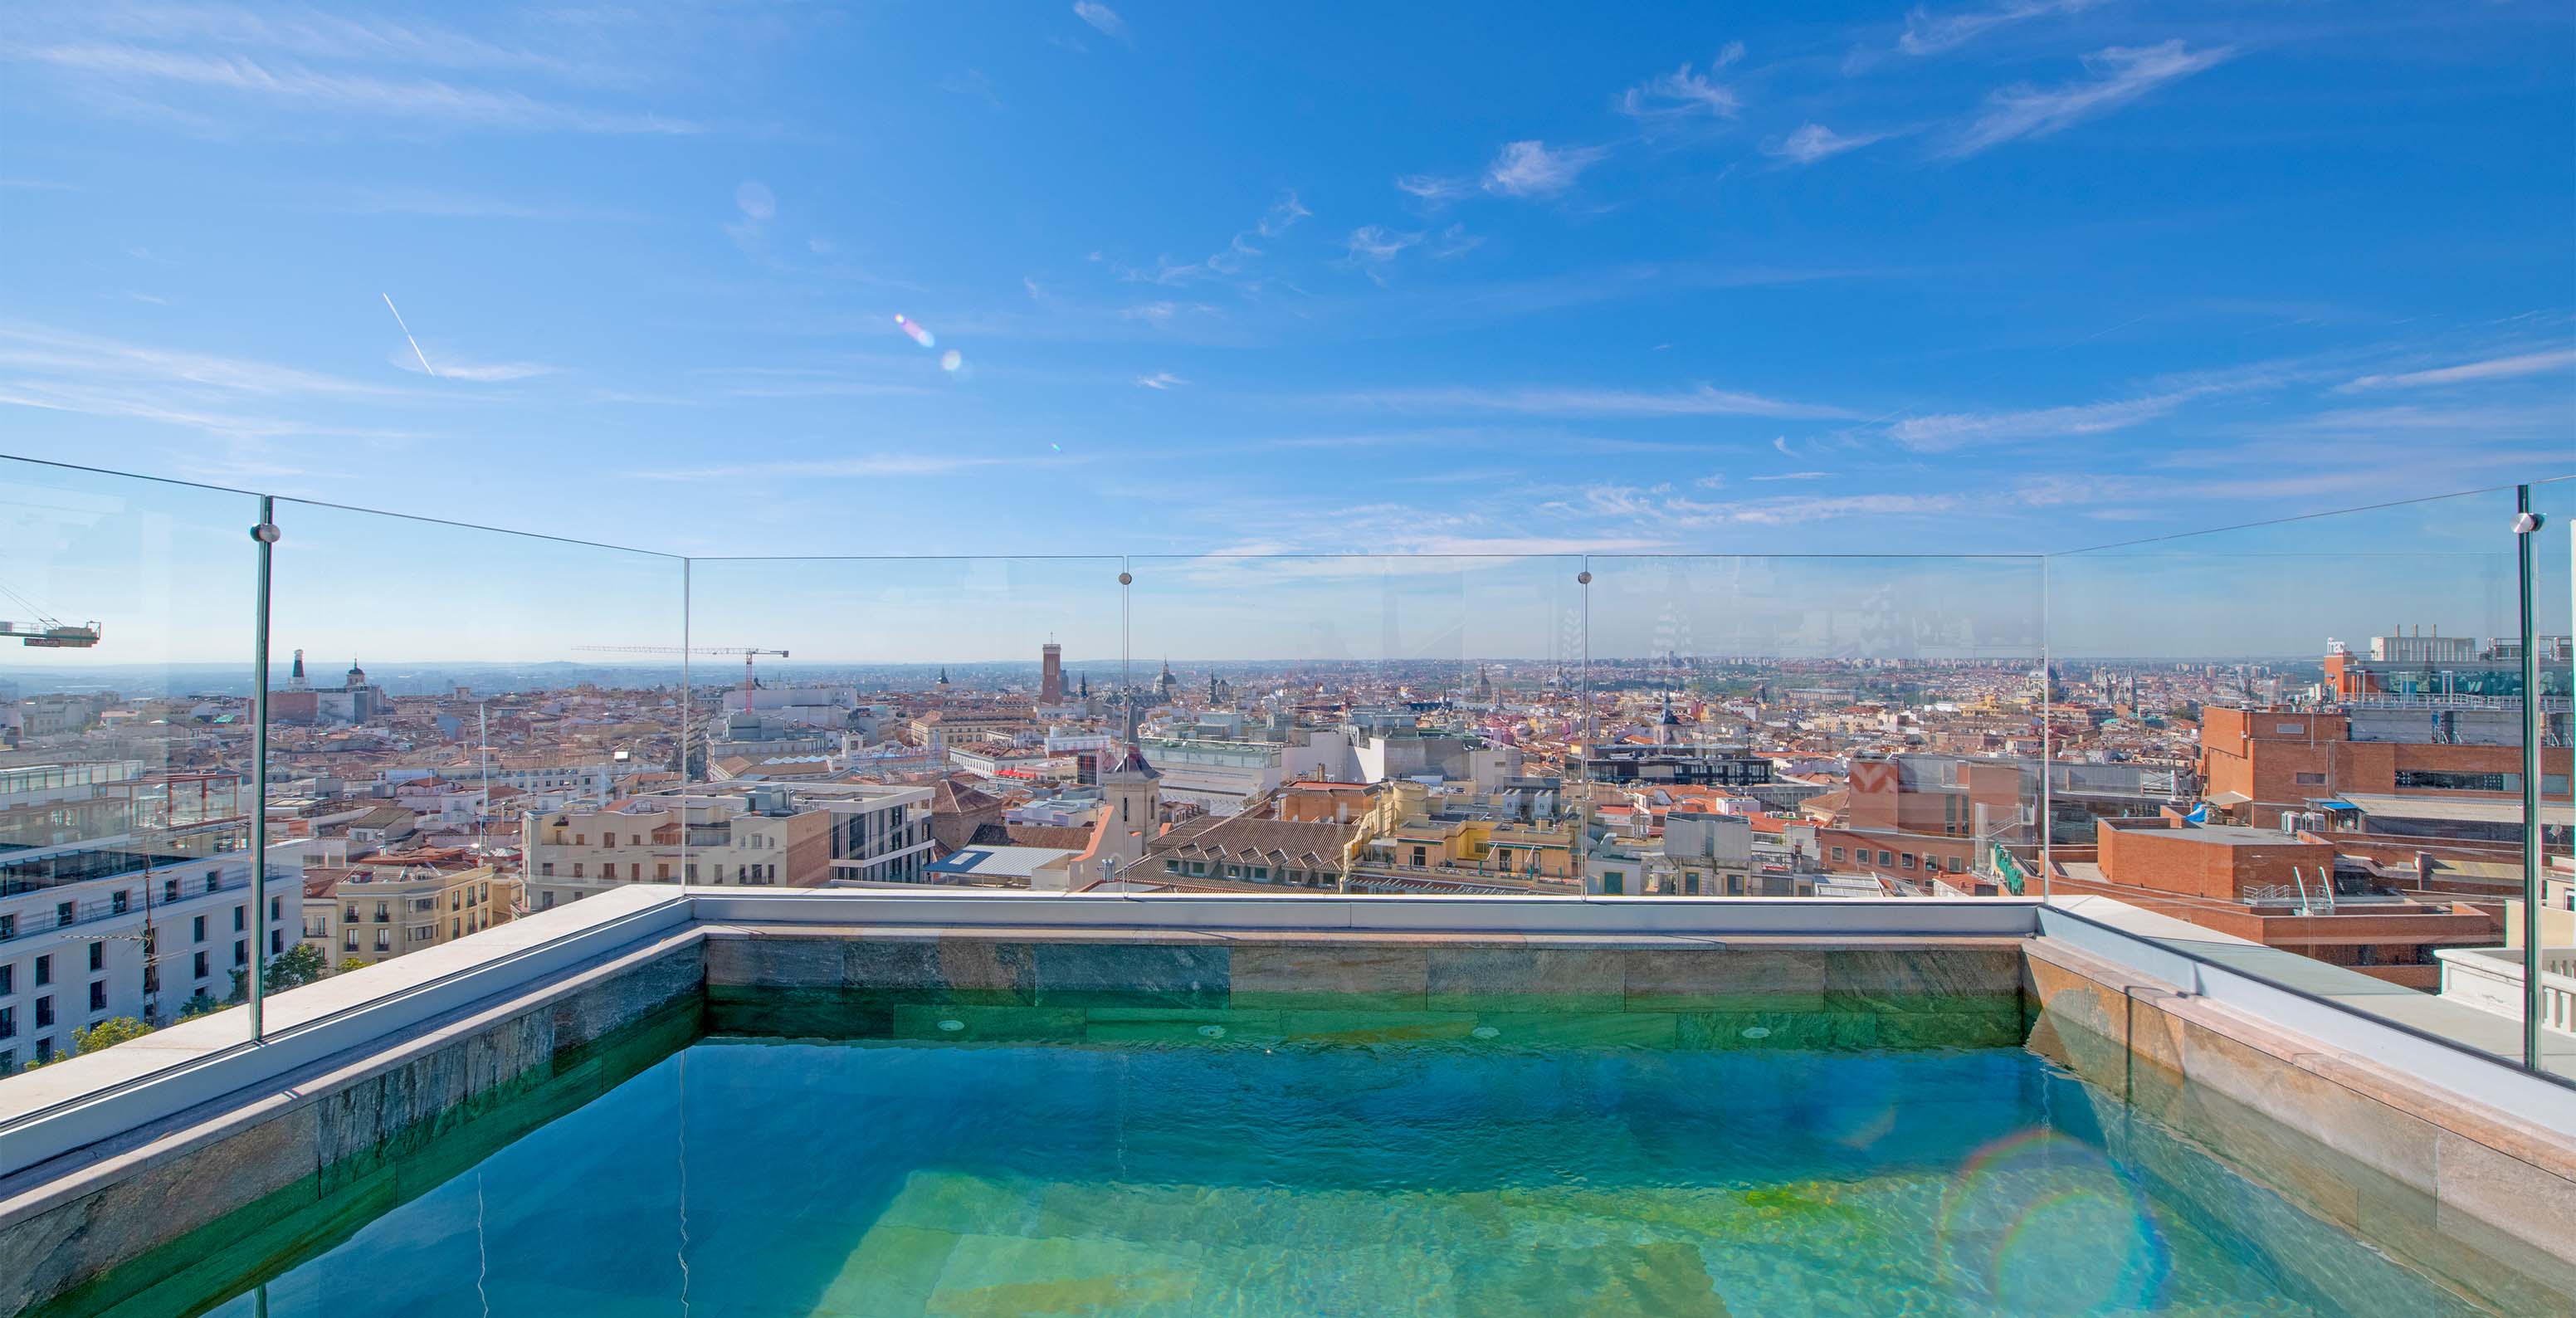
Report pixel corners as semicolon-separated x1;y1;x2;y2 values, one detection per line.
1339;382;1853;422
1751;471;1836;481
1764;123;1886;164
1619;46;1745;120
2340;348;2576;392
1257;192;1310;237
1395;173;1471;203
1072;2;1129;42
734;181;776;222
630;454;1011;481
1889;393;2191;451
321;186;638;222
1944;41;2233;158
1135;371;1185;390
1345;226;1422;263
1115;191;1306;286
22;43;701;134
1483;140;1608;198
387;350;555;383
1900;0;2107;57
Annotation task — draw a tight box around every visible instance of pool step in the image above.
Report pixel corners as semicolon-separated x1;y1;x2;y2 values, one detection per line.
824;1166;2346;1317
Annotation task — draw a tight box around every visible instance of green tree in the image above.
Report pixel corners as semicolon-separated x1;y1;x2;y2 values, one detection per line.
74;1017;155;1052
227;943;330;1003
176;990;223;1021
338;956;369;974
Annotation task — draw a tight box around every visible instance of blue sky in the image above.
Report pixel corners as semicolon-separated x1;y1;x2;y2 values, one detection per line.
1;2;2572;663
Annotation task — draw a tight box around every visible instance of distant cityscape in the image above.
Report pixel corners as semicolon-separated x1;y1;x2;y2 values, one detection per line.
1;622;2569;1073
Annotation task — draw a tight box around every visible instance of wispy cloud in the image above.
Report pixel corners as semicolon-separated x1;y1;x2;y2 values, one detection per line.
1763;123;1888;164
1345;225;1422;266
1256;192;1311;237
1618;45;1746;121
629;454;1014;481
1395;173;1471;204
1112;190;1308;287
1337;382;1854;422
1751;471;1836;481
1942;41;2233;158
937;68;1002;109
2340;348;2576;392
20;43;702;134
1900;0;2107;57
1135;371;1185;390
387;350;555;383
320;185;639;222
1889;392;2193;452
1072;2;1130;44
1483;140;1608;198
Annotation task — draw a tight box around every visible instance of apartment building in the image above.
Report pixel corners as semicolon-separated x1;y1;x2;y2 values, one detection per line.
2199;704;2573;838
521;783;933;910
0;833;295;1070
302;849;514;968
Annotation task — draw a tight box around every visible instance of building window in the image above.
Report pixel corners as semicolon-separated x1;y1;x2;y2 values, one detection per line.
203;875;219;894
1877;850;1895;866
233;906;246;932
375;930;393;952
2393;769;2511;793
571;862;584;878
163;877;179;904
35;996;53;1028
110;891;129;915
87;942;103;972
233;940;246;967
55;901;72;928
194;951;210;979
193;915;207;943
375;902;391;923
1602;872;1623;895
87;981;105;1012
0;1007;13;1039
34;955;51;988
1900;853;1916;870
2294;772;2327;785
0;964;11;995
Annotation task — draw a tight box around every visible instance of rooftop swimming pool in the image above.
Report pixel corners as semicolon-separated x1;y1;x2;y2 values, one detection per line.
56;995;2561;1318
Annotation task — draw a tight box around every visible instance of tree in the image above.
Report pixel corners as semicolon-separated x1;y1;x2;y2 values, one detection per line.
227;943;330;1003
338;956;368;974
176;990;222;1021
74;1017;155;1052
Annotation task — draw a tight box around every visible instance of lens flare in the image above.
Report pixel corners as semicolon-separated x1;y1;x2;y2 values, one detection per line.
1934;1129;2170;1315
893;314;935;349
939;349;963;372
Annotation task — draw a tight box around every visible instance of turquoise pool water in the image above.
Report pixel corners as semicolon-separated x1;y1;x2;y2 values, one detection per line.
164;1025;2553;1318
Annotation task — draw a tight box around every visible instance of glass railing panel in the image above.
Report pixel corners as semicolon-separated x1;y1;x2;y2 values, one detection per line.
1122;554;1582;894
1581;554;2047;901
681;555;1125;889
2047;485;2552;1068
0;456;260;1102
259;499;686;998
2525;476;2575;1078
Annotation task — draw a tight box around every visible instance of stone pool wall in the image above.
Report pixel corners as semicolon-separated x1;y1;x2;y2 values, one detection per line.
2023;937;2576;1311
699;926;2032;1050
0;932;704;1318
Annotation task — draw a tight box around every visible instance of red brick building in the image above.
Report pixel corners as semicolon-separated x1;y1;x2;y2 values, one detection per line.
2052;814;2499;988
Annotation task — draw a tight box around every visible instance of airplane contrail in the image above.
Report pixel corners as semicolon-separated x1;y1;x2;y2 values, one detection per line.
380;293;436;378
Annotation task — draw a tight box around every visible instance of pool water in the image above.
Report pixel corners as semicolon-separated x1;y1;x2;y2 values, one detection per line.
165;1025;2549;1318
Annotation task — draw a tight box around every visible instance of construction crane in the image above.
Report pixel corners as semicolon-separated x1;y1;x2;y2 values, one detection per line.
573;645;788;711
0;579;100;647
